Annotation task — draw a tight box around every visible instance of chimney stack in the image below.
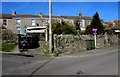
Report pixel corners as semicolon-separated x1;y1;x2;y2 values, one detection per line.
79;11;82;17
39;12;43;18
12;11;16;16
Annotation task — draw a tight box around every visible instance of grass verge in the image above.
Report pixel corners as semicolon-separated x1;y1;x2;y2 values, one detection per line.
2;43;17;52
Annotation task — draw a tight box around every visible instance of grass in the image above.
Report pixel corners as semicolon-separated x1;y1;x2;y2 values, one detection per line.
2;42;17;52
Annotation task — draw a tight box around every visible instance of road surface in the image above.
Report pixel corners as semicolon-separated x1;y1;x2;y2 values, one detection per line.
2;45;118;76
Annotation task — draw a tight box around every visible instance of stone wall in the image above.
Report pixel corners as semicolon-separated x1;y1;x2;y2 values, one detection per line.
107;34;118;45
53;35;90;54
53;34;118;54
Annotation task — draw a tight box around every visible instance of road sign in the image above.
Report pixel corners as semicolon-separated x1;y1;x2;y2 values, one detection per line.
92;28;97;35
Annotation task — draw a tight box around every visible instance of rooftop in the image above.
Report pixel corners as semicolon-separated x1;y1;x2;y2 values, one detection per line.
0;14;93;20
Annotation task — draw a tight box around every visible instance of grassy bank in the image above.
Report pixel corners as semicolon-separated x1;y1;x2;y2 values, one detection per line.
2;43;17;52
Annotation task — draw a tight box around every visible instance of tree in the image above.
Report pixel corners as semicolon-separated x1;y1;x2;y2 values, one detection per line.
85;12;105;34
52;21;77;35
62;22;77;35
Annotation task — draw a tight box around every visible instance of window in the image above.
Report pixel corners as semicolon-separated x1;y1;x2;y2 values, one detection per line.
16;19;21;34
16;19;21;27
32;19;35;26
3;19;7;25
17;27;20;34
87;21;91;25
24;26;27;33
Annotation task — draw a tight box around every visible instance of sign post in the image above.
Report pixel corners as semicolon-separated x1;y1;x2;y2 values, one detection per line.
92;28;97;49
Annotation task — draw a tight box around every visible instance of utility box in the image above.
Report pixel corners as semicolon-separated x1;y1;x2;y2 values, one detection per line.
86;39;95;50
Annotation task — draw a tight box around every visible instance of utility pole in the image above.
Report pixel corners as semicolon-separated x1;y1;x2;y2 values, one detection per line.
49;0;52;53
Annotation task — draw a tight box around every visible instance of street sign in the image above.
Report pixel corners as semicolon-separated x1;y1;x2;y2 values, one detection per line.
92;28;97;35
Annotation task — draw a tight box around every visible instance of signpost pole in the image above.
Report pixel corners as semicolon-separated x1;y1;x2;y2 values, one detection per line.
94;34;97;48
92;28;97;49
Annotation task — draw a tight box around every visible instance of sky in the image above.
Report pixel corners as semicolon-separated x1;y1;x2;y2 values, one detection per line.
1;2;118;22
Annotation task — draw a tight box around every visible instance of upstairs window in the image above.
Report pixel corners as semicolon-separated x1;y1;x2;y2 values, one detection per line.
16;19;21;27
3;19;7;25
87;21;91;25
32;19;35;26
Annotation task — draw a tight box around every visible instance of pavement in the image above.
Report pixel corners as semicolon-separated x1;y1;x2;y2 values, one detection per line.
1;45;119;76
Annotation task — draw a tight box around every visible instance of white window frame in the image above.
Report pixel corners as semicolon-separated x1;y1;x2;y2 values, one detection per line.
32;19;36;26
16;19;21;27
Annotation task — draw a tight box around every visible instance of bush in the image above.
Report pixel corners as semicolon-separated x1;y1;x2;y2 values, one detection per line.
2;29;18;43
42;43;50;56
42;42;59;56
1;29;18;52
52;22;77;35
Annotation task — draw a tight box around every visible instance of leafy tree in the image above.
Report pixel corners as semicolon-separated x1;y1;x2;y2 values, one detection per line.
52;21;77;35
85;12;105;34
62;22;77;35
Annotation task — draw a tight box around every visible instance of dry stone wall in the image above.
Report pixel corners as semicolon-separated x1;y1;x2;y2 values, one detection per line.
53;34;118;54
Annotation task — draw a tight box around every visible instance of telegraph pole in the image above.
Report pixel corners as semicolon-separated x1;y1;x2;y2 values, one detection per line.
49;0;52;53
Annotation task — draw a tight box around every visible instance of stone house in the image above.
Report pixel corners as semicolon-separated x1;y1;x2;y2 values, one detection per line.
0;11;94;35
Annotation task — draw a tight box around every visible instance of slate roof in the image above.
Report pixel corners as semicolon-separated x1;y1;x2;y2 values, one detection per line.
0;14;93;20
0;14;13;19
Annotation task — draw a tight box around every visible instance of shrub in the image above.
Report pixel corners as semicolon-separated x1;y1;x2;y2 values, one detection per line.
42;43;50;56
1;29;18;52
52;22;77;35
2;29;18;43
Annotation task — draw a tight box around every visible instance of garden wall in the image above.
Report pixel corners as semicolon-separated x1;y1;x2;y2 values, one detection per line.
53;34;118;54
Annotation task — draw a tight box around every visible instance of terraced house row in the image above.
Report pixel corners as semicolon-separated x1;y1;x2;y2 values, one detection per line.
0;11;94;34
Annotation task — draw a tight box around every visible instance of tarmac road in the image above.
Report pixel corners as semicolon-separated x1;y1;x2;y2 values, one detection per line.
33;45;118;75
2;45;118;76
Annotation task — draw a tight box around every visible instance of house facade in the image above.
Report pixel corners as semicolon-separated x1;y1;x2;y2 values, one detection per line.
0;11;94;34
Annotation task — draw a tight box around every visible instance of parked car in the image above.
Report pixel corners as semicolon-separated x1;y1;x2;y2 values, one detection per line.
18;35;39;49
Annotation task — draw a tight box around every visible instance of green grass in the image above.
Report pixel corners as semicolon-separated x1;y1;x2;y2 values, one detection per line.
2;43;17;52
